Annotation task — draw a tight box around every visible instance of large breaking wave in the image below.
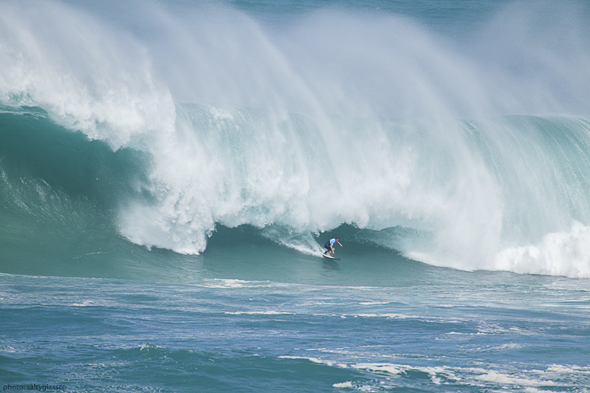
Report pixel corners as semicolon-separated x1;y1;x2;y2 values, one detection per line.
1;0;590;278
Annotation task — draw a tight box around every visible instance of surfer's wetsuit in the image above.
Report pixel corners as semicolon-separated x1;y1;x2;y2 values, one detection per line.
324;238;336;254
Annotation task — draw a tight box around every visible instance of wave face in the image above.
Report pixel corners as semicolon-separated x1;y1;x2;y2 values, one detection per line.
1;0;590;278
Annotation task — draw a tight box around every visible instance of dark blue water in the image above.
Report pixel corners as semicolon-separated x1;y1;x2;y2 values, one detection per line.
2;271;589;392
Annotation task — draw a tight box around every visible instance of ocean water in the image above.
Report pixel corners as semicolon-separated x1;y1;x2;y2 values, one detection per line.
1;0;590;391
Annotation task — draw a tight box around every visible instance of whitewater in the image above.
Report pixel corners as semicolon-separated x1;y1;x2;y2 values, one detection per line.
1;0;590;391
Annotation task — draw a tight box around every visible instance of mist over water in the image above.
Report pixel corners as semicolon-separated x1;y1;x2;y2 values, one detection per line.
1;0;590;277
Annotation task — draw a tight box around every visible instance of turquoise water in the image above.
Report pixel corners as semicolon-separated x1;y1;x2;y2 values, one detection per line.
2;0;590;391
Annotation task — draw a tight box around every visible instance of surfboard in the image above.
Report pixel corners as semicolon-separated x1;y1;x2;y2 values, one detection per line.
322;253;340;260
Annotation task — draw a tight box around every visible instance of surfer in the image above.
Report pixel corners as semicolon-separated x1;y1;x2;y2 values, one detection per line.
323;237;342;256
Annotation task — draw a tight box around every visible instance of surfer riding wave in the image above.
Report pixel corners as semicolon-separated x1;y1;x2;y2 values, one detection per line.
323;237;342;256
